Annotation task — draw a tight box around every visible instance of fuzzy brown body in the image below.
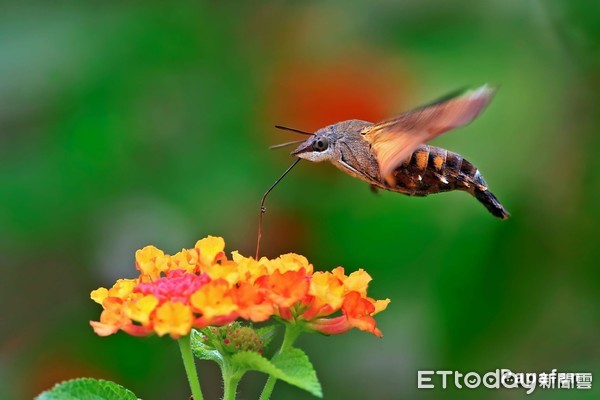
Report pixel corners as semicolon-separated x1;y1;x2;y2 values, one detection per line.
326;123;487;197
293;119;508;219
391;144;487;197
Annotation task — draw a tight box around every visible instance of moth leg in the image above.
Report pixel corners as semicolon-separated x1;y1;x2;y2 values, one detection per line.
370;184;380;195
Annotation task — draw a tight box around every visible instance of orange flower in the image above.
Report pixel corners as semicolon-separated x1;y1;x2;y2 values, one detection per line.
302;269;390;337
90;235;388;339
342;291;383;337
255;268;309;310
90;297;127;336
233;282;273;322
91;297;152;337
302;270;344;320
90;270;213;338
306;292;390;338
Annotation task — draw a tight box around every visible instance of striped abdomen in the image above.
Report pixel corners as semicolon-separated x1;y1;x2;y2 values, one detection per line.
391;144;509;219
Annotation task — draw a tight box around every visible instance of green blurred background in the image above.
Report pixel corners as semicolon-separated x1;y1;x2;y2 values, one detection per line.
1;1;598;399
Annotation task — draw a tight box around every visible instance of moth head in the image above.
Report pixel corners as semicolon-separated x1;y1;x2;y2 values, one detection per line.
291;129;335;162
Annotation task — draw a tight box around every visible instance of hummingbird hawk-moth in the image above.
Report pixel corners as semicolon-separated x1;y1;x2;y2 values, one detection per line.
285;84;509;220
256;84;508;258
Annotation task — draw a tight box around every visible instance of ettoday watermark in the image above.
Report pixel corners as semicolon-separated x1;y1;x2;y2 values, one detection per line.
417;369;592;394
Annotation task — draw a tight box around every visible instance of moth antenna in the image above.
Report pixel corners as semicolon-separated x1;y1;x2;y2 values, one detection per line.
274;125;313;136
256;158;302;259
269;139;305;150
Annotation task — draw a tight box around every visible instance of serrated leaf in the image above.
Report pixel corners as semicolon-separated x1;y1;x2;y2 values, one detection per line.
256;325;278;348
271;349;322;397
232;349;322;397
35;378;137;400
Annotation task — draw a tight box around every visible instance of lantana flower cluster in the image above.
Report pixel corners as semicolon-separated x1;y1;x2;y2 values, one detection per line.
90;236;389;339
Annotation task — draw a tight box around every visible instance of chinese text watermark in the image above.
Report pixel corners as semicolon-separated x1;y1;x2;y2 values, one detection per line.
417;369;592;394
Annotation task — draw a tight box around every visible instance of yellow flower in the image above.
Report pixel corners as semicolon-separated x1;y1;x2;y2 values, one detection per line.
90;235;389;339
372;298;391;314
190;279;237;320
169;248;200;274
124;295;159;325
303;271;344;319
332;267;372;296
195;236;226;268
203;260;241;285
154;301;193;338
90;298;127;336
135;246;169;280
90;279;138;305
232;251;268;284
90;287;108;305
263;253;313;275
109;279;138;298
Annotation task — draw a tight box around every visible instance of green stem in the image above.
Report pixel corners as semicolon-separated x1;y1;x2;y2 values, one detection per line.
259;324;302;400
178;335;204;400
222;366;242;400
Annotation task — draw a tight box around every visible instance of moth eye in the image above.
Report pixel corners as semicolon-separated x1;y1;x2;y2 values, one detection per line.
313;138;328;151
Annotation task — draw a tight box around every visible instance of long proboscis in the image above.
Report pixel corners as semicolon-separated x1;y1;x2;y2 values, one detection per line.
274;125;313;136
256;158;301;259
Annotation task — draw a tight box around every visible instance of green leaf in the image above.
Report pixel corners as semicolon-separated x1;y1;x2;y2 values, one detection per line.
256;325;278;348
35;378;137;400
232;348;322;398
271;349;322;397
191;329;223;365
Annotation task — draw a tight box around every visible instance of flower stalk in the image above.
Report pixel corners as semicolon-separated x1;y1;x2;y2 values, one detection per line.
222;364;242;400
259;324;302;400
178;335;204;400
